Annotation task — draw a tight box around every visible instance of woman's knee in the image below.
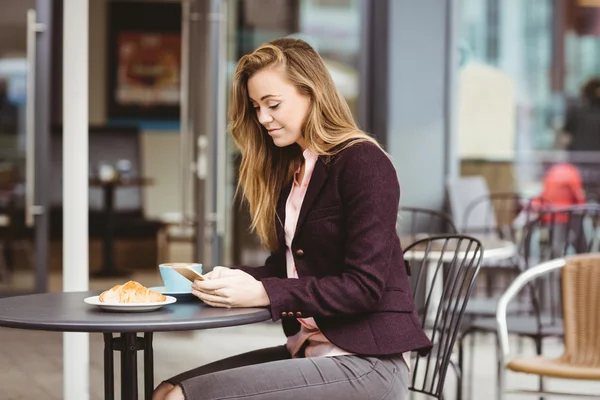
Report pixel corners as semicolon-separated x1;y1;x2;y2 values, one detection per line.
153;382;175;400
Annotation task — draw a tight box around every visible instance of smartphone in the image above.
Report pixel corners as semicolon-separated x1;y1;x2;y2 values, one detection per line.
173;265;206;282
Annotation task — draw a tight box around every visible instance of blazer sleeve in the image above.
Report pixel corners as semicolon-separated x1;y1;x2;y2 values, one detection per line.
260;144;401;321
232;247;286;280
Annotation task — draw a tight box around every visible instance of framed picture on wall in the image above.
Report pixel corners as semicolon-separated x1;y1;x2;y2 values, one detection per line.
107;1;182;122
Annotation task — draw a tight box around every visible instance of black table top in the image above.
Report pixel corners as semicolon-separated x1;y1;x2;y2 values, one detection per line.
0;291;271;333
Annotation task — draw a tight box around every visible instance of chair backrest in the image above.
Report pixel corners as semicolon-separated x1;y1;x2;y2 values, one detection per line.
521;204;600;323
403;235;483;399
462;192;543;242
397;206;457;244
561;253;600;367
446;175;491;232
523;204;600;265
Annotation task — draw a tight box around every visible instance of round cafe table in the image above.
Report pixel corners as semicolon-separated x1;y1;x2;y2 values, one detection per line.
0;292;271;400
401;234;517;262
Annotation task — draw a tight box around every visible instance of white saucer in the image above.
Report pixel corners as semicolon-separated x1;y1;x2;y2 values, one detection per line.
148;286;196;301
84;295;177;312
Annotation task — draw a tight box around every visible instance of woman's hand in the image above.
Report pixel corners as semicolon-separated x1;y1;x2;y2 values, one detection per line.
202;266;241;280
191;268;270;308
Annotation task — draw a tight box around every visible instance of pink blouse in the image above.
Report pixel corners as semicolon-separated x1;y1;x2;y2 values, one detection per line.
284;149;353;358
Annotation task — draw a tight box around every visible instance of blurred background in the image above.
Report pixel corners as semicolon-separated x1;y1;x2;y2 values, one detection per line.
2;0;597;295
1;0;600;397
0;0;600;292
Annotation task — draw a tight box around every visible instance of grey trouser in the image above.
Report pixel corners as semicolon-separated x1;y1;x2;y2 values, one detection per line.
165;345;409;400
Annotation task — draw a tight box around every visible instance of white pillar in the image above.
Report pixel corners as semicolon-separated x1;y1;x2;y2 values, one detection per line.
63;1;90;399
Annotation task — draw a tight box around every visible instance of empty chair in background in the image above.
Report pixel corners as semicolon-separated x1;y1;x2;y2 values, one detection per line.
497;253;600;400
466;204;600;400
397;206;457;246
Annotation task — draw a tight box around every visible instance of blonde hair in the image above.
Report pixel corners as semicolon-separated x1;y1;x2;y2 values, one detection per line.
229;37;381;251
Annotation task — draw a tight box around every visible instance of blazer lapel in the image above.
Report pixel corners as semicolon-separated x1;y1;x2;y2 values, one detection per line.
276;180;292;247
294;158;329;238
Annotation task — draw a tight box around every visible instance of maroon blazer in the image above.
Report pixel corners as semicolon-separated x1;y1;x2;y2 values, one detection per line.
236;142;432;356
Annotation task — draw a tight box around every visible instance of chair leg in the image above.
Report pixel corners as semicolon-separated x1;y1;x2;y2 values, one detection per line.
449;359;462;400
534;336;545;400
457;336;464;400
496;338;505;400
467;332;477;400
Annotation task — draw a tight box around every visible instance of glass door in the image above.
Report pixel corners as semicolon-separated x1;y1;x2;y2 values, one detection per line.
223;0;364;266
189;0;364;268
0;0;52;295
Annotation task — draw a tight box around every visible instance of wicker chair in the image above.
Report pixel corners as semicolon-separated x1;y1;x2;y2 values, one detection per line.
497;253;600;399
463;204;600;399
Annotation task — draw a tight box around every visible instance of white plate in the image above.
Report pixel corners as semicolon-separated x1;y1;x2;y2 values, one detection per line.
84;295;177;312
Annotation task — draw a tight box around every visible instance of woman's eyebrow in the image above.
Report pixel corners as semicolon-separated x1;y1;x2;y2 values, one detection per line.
249;94;279;102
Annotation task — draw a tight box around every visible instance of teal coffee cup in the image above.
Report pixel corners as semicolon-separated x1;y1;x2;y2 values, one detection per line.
159;263;203;292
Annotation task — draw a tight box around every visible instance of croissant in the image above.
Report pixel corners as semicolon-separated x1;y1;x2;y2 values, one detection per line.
99;281;166;303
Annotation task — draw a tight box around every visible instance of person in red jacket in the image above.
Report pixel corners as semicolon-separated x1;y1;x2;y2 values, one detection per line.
532;163;586;223
515;163;589;257
153;38;431;400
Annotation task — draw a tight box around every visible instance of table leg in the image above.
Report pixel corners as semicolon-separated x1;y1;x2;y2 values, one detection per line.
107;332;155;400
92;184;129;278
103;333;115;400
121;333;139;400
144;332;154;400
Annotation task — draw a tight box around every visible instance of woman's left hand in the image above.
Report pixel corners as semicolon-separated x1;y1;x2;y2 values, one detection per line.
191;270;270;308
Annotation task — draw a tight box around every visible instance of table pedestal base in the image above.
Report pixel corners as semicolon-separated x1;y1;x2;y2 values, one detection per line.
103;332;154;400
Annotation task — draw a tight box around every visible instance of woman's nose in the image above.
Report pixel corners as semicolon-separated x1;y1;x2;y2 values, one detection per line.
257;108;273;125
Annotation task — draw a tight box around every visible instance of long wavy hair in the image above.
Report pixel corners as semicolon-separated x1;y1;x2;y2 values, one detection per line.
229;38;381;251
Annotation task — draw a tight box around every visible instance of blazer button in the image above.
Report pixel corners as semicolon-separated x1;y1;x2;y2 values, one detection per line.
295;249;304;257
296;312;302;317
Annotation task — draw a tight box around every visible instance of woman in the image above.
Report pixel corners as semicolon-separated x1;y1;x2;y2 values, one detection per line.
153;38;431;400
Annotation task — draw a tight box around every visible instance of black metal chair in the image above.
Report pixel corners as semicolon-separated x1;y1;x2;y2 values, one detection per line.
461;192;546;243
461;193;553;297
457;193;547;391
461;204;600;399
398;206;457;245
404;234;483;399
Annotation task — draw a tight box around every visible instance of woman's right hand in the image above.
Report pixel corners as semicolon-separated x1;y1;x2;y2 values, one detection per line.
203;266;245;280
192;267;270;308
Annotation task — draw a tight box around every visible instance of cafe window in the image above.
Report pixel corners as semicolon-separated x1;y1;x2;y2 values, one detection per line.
297;0;362;116
458;0;600;199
